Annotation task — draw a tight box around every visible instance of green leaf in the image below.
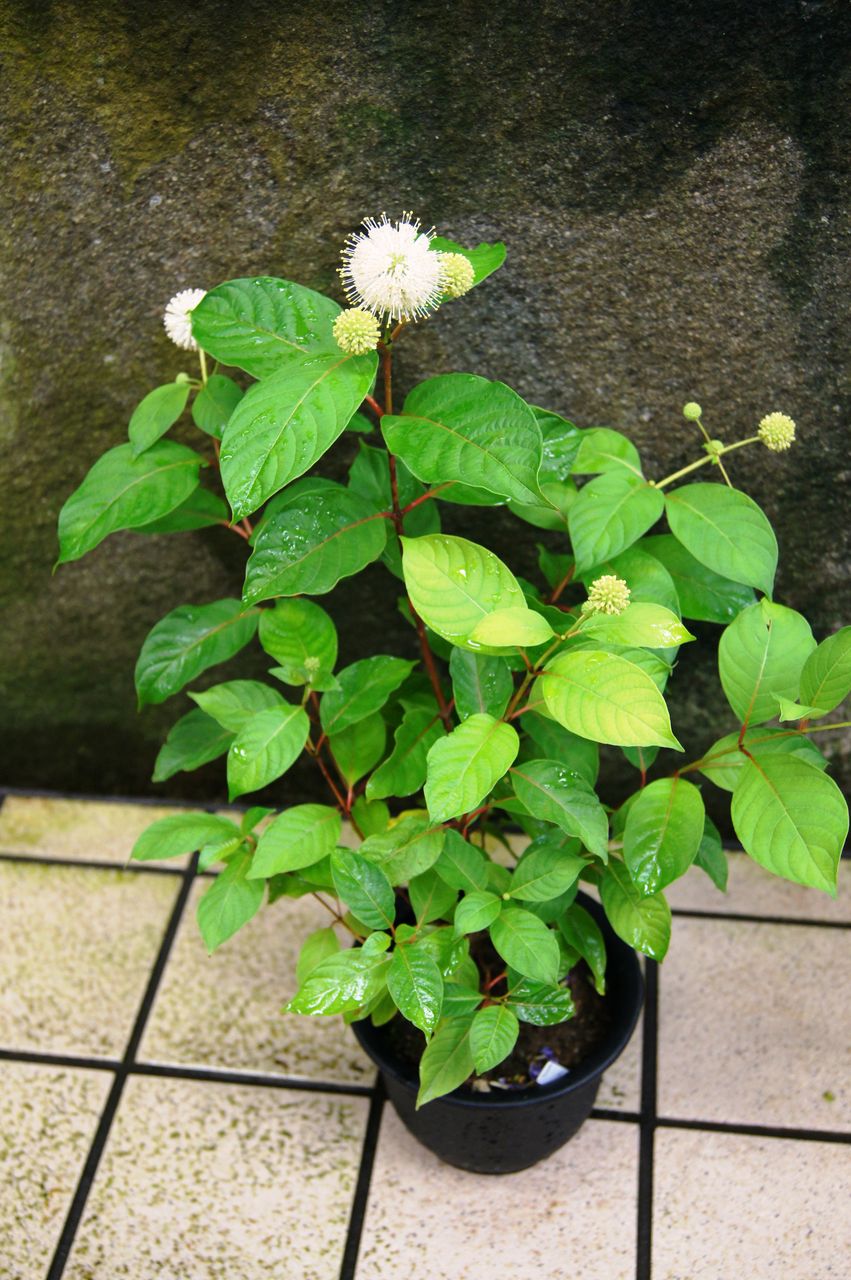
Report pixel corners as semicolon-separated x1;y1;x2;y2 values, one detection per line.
416;1016;475;1106
320;655;415;735
694;816;727;892
243;478;387;604
718;600;815;725
132;812;240;863
641;534;756;623
135;599;259;706
542;649;682;749
532;408;583;479
248;805;342;878
558;904;607;995
506;978;575;1026
665;483;777;597
568;473;664;571
510;838;586;901
468;607;555;649
581;545;680;617
510;761;608;858
429;236;507;286
699;727;827;793
220;350;378;519
128;381;190;454
189;679;284;732
453;890;503;936
197;850;264;953
383;373;545;507
366;706;444;800
57;441;203;564
571;427;643;477
136;486;229;534
490;908;560;983
581;603;693;649
434;830;490;892
361;815;446;885
731;755;847;895
425;714;519;822
623;777;705;894
449;650;513;721
799;626;851;714
443;984;485;1017
521;712;599;786
329;712;387;787
350;796;390;839
258;597;338;689
348;440;440;578
152;709;233;782
409;868;458;924
402;534;528;649
227;704;309;800
774;696;827;722
191;374;244;439
190;276;343;378
600;861;671;960
331;848;396;930
388;944;445;1035
296;927;341;985
470;1005;519;1073
287;949;391;1016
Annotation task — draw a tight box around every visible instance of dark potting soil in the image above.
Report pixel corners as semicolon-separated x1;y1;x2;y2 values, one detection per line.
383;962;612;1092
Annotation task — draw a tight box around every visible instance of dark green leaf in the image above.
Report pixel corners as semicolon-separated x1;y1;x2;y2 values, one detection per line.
135;486;228;534
694;815;727;892
366;706;444;800
329;712;387;786
191;374;244;438
331;848;396;930
511;760;608;858
152;709;234;782
434;830;490;892
135;599;259;706
129;381;190;454
641;534;756;623
569;473;664;571
506;978;575;1026
490;908;560;984
409;867;458;924
623;776;705;894
320;655;415;735
521;712;599;786
227;704;309;800
287;949;391;1016
388;943;444;1035
197;850;264;953
599;861;671;960
429;236;507;286
664;483;777;597
416;1015;475;1106
449;650;513;722
470;1005;519;1073
361;815;446;885
558;904;607;994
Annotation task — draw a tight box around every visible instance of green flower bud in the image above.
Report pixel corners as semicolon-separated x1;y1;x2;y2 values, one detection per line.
682;402;703;420
758;412;796;452
438;252;475;299
582;574;631;616
175;371;191;385
332;307;381;355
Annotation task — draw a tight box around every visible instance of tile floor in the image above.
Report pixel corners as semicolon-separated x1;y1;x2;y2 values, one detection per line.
1;791;849;1279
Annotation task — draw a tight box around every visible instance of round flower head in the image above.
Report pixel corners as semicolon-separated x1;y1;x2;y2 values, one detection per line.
758;412;796;452
439;252;475;299
163;288;206;351
682;402;703;421
583;575;631;616
340;214;443;323
332;307;381;355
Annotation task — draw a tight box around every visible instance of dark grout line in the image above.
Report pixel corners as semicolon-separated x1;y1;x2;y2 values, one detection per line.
338;1082;385;1280
45;858;197;1279
132;1061;376;1097
635;959;658;1280
590;1107;642;1124
671;907;851;930
656;1116;851;1146
0;1048;120;1072
0;850;186;876
0;783;231;810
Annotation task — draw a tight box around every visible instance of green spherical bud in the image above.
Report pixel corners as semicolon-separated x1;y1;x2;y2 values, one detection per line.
682;401;703;420
332;307;381;355
582;574;631;616
175;371;191;385
438;252;475;299
758;412;796;452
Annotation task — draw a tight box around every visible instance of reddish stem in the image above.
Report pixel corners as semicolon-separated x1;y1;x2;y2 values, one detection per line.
548;564;575;604
364;393;384;419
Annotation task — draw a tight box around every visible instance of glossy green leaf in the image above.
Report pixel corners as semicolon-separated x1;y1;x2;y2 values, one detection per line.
665;483;777;597
197;850;264;953
258;597;338;688
521;712;599;786
429;236;507;286
532;408;582;480
226;704;309;800
360;815;446;885
191;374;244;438
599;861;671;960
388;944;444;1035
248;804;342;878
401;534;528;649
719;600;815;725
568;473;664;571
425;714;519;823
799;626;851;714
449;649;513;721
470;1005;519;1073
731;755;847;895
320;655;415;735
698;727;827;793
558;904;607;995
511;761;608;858
152;709;234;782
129;381;190;454
506;978;575;1026
189;680;284;732
57;441;203;564
453;890;503;936
331;848;396;930
510;838;585;901
542;649;682;749
443;984;485;1017
641;533;756;623
581;603;693;649
348;440;440;578
623;776;705;894
366;706;444;800
329;712;387;787
132;812;239;863
694;815;727;892
490;908;560;984
416;1016;475;1107
409;867;458;924
135;599;259;706
468;607;555;649
296;927;341;986
434;830;490;892
287;949;391;1016
571;427;643;477
243;478;387;604
136;486;229;534
383;373;545;506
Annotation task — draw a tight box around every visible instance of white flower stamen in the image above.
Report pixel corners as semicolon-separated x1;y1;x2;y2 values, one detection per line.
163;288;207;351
339;214;443;323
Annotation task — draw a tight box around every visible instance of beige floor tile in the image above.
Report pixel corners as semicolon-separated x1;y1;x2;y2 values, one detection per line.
0;795;191;865
597;1009;643;1112
666;851;851;922
653;1127;851;1279
64;1076;367;1280
0;862;179;1057
0;1061;112;1277
356;1111;638;1280
658;916;851;1130
139;882;374;1085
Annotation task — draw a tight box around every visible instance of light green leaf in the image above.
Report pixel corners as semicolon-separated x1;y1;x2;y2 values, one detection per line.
350;796;390;839
360;815;446;885
409;867;458;924
468;607;555;649
490;908;560;983
190;680;284;732
568;473;664;571
731;755;847;895
581;603;694;649
641;533;756;623
135;486;228;534
694;816;727;892
558;904;607;995
382;373;545;506
571;427;643;477
799;626;851;714
331;848;396;931
227;704;309;800
542;649;682;749
243;478;388;604
774;696;828;722
470;1005;519;1073
258;598;338;687
416;1016;475;1107
152;709;234;782
599;861;671;960
506;978;575;1026
425;714;519;822
248;805;342;878
129;381;190;454
197;850;265;953
296;927;341;986
719;600;815;725
320;655;415;735
449;650;513;721
388;944;444;1035
191;374;244;438
665;483;778;597
443;984;485;1018
366;706;444;800
57;441;203;564
429;236;506;286
623;777;705;894
287;949;391;1016
132;812;240;863
521;712;599;786
453;890;503;936
510;839;585;901
329;712;387;787
510;760;608;858
401;534;528;649
135;599;259;706
699;727;827;793
434;830;490;892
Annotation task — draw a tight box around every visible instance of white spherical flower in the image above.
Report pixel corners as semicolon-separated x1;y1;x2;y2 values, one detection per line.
340;214;443;323
163;288;207;351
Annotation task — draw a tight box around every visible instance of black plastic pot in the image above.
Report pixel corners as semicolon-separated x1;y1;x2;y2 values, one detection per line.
352;894;643;1174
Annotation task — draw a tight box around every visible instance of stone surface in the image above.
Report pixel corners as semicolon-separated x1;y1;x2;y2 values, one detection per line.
64;1076;367;1280
1;1;850;800
666;849;851;922
0;794;191;865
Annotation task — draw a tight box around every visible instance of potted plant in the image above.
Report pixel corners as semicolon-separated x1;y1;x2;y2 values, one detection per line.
56;216;850;1174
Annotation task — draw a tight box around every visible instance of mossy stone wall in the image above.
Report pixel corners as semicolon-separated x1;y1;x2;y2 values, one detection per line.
1;0;849;801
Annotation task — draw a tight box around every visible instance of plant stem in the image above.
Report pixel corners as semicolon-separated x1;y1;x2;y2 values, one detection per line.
364;393;383;419
654;436;760;490
548;564;575;604
199;348;208;386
